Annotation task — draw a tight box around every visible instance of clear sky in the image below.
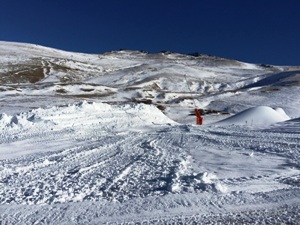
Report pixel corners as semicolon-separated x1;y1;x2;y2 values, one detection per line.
1;0;299;65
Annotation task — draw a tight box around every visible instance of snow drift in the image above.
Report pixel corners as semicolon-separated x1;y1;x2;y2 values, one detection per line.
214;106;290;126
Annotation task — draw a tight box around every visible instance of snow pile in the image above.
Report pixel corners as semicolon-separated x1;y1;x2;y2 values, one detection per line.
0;113;11;127
214;106;290;127
0;113;34;128
198;172;227;193
0;101;176;132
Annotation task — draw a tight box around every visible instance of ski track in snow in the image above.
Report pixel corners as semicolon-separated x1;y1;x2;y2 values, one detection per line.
0;102;299;224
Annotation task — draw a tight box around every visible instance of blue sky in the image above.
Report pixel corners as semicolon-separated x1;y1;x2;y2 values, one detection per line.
1;0;299;65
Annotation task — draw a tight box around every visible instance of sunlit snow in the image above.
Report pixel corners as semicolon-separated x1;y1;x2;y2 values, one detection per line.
0;41;299;224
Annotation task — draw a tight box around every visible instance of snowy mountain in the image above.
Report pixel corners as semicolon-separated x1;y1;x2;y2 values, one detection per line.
1;41;299;118
0;41;300;224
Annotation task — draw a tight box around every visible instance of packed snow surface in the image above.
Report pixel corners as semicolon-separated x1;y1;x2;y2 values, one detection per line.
0;41;300;224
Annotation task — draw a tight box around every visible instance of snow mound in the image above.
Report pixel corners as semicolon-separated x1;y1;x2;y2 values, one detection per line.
214;106;290;127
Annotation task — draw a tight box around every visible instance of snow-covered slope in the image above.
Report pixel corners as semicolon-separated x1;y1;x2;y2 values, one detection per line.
1;41;300;121
0;41;300;224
